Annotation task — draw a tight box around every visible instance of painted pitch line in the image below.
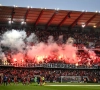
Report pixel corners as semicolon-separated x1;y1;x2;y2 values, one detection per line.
46;85;100;86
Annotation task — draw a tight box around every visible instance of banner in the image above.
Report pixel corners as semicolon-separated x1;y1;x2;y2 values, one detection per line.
0;63;98;69
61;76;81;83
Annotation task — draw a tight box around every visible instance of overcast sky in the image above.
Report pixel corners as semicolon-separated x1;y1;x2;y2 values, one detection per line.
0;0;100;12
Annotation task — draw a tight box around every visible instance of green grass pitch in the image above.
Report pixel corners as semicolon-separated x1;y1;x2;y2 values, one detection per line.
0;83;100;90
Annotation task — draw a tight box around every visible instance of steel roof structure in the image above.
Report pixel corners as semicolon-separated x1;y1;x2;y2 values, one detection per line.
0;6;100;28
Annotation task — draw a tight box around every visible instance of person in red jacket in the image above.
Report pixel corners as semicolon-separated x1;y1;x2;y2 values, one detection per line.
27;76;30;85
14;76;17;84
8;77;11;85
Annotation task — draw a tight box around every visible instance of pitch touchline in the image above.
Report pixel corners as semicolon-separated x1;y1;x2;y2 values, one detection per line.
46;85;100;86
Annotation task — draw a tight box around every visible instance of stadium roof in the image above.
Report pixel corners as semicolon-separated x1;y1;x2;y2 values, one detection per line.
0;6;100;28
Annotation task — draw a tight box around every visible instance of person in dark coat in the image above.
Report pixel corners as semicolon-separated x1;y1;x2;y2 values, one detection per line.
3;75;8;86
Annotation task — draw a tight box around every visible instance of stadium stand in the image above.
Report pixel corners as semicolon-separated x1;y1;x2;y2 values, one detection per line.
0;6;100;84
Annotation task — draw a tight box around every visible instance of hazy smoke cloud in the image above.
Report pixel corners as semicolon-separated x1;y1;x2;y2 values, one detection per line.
1;30;26;52
26;33;38;44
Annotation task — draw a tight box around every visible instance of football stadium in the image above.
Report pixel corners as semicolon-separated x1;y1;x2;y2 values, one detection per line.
0;1;100;90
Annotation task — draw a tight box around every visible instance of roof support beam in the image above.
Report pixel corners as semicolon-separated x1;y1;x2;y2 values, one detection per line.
24;8;30;22
70;12;85;28
46;12;57;26
45;11;57;30
85;13;98;26
58;11;71;27
11;7;15;21
34;10;44;26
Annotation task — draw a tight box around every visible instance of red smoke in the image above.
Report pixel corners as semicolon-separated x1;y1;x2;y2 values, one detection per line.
11;44;78;64
10;44;100;66
0;30;99;66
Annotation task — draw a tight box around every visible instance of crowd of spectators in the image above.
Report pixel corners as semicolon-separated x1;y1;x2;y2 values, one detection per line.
33;27;100;49
0;68;100;83
0;26;100;84
0;26;100;49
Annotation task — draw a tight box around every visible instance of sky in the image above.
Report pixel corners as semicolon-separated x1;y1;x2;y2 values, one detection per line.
0;0;100;12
